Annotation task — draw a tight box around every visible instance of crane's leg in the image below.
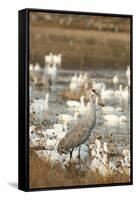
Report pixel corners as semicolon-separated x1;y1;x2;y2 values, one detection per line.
78;146;81;170
70;147;74;165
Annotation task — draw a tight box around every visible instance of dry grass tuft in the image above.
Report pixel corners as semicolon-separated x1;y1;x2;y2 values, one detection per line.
29;149;130;189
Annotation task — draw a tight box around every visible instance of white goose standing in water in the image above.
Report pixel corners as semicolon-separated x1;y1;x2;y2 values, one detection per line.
57;89;98;167
113;74;119;89
69;73;78;92
100;85;114;102
114;84;123;99
66;96;85;108
121;86;129;110
30;93;49;121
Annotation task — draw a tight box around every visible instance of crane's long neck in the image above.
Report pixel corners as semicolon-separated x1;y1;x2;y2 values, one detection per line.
89;95;96;109
95;96;99;106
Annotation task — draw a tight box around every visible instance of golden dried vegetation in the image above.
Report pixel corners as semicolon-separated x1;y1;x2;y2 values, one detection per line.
29;149;130;189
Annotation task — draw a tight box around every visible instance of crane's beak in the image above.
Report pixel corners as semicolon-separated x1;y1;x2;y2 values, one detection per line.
95;91;99;96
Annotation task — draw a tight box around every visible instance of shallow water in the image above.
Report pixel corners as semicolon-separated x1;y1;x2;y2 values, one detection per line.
30;68;130;154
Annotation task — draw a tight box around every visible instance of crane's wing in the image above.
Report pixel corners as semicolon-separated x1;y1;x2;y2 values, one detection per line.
64;118;90;147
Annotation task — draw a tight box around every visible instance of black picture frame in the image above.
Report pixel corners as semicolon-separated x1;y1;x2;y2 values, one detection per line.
18;8;133;192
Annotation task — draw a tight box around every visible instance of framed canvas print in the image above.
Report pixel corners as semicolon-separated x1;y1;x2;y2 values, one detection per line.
19;8;133;191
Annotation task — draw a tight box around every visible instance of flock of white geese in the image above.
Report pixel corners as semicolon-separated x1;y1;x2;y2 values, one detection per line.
29;53;130;177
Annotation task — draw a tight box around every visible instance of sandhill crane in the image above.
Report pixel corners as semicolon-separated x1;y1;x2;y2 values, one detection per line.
57;89;97;167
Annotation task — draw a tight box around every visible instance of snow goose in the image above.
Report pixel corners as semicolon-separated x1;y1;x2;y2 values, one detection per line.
58;111;80;124
43;125;67;141
100;85;114;101
116;107;123;112
102;105;123;115
92;79;106;94
119;115;127;122
102;106;115;113
32;63;43;84
45;63;58;81
53;54;62;67
46;137;58;149
104;114;119;123
95;95;105;112
51;63;57;80
104;114;128;125
112;74;119;88
77;73;83;86
83;72;88;82
72;73;78;82
30;93;49;121
53;123;64;131
114;84;122;98
44;52;53;66
30;64;34;70
69;73;78;92
34;63;41;71
29;64;36;81
43;129;56;139
121;86;129;101
66;95;85;107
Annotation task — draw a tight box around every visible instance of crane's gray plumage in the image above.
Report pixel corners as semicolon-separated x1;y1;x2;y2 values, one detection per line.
57;89;97;165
